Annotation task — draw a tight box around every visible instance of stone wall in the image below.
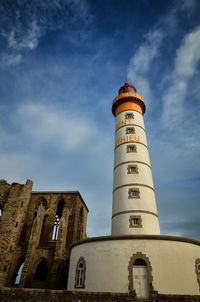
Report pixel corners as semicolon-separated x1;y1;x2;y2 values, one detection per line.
0;288;199;302
0;180;88;290
0;180;33;287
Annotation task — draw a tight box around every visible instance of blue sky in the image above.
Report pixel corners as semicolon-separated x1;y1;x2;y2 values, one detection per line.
0;0;200;239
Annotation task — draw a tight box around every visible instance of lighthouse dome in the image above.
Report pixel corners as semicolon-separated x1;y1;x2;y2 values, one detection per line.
118;82;137;94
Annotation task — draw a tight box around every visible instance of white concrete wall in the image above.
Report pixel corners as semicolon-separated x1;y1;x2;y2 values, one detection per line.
112;213;160;235
113;163;153;188
115;110;145;129
115;126;148;146
112;109;160;235
114;143;150;167
67;238;200;295
112;187;157;214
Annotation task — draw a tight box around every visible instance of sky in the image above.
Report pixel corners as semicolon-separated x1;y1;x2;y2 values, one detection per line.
0;0;200;240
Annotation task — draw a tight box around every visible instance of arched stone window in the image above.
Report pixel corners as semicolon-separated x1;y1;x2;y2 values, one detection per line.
0;206;2;216
52;200;64;240
13;259;24;285
77;207;84;241
128;252;153;298
75;257;86;288
195;258;200;291
34;259;48;281
37;198;47;209
34;197;47;218
40;215;49;243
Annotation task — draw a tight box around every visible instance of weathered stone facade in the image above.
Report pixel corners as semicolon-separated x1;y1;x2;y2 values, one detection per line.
0;288;200;302
0;179;88;290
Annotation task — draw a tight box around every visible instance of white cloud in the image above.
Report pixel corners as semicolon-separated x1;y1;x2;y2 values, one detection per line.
8;20;40;51
1;18;41;66
128;30;163;75
1;53;22;65
162;26;200;127
174;27;200;77
127;0;200;103
14;102;97;151
0;0;93;65
180;0;198;11
127;29;163;100
161;0;199;30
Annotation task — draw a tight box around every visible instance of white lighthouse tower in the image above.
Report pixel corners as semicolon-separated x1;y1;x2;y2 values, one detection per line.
68;82;200;298
111;82;160;235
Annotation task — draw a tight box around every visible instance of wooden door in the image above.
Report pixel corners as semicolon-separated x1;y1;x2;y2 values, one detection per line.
133;265;149;298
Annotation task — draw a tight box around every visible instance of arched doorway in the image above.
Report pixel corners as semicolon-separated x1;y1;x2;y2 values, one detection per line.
34;259;48;281
128;253;153;298
133;258;149;298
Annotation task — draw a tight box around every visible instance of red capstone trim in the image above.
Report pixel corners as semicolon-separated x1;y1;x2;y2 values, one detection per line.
118;82;137;94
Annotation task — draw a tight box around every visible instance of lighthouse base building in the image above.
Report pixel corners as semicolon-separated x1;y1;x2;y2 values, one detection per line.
68;235;200;297
0;83;200;302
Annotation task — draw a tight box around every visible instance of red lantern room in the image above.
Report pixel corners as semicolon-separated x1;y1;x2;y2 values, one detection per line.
112;82;146;117
118;82;137;94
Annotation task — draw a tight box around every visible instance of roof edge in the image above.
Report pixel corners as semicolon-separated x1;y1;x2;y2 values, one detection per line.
32;191;89;212
71;234;200;248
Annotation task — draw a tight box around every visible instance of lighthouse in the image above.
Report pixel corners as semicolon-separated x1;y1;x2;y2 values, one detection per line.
111;82;160;235
68;82;200;298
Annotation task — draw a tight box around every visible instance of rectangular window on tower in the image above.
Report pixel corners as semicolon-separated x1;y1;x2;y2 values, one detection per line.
131;191;137;197
129;215;142;228
125;113;134;119
127;165;138;174
128;188;140;199
133;218;139;225
127;145;137;153
126;127;135;134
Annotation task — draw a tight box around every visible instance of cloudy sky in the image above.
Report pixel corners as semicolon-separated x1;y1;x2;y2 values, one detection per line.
0;0;200;240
